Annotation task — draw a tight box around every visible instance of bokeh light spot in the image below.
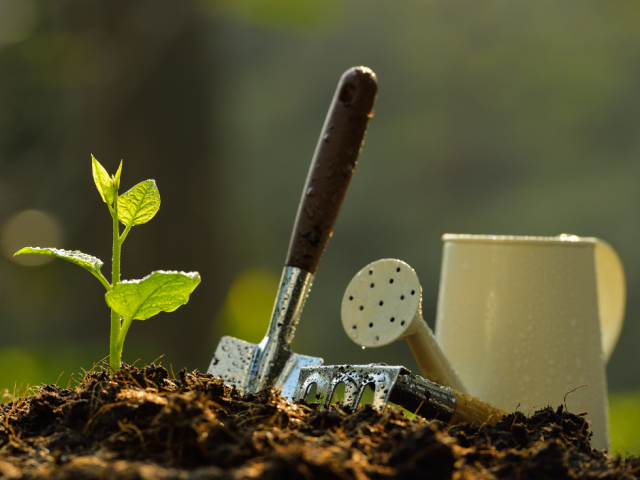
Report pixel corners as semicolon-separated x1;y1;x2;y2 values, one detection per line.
2;210;63;266
609;391;640;456
221;268;279;344
0;348;42;397
0;0;38;46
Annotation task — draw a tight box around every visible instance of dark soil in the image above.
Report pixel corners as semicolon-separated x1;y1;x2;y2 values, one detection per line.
0;364;637;479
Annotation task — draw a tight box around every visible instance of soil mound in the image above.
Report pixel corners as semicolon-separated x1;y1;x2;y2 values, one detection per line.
0;364;637;479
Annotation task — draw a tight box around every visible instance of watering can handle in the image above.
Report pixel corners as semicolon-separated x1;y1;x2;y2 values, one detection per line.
285;67;378;275
595;239;626;362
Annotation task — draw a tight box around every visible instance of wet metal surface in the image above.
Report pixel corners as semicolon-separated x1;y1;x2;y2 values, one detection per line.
294;364;456;423
293;364;405;411
208;266;323;399
208;67;376;400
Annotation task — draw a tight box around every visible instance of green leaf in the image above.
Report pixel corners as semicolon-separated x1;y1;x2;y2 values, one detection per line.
117;180;160;227
105;271;200;322
15;247;110;290
15;246;106;275
113;160;123;192
92;155;116;205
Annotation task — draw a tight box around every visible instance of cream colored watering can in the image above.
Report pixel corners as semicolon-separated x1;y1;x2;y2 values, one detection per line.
435;233;625;450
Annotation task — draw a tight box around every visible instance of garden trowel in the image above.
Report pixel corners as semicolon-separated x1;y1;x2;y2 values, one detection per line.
208;67;378;399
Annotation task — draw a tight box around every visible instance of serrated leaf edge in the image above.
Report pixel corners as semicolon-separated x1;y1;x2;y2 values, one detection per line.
117;270;200;285
107;270;200;322
14;246;104;271
117;179;160;227
15;246;111;290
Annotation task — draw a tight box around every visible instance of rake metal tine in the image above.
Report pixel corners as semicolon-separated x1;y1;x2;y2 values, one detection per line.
331;372;360;410
343;380;360;410
327;374;341;407
354;382;371;409
372;382;391;410
314;379;330;406
292;369;312;402
294;369;330;405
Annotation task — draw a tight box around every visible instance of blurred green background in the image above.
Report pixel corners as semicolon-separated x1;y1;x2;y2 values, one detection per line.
1;0;640;455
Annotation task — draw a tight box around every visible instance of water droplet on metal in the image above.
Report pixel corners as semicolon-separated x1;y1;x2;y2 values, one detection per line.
304;206;314;219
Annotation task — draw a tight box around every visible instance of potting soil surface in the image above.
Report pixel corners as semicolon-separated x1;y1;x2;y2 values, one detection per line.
0;364;638;479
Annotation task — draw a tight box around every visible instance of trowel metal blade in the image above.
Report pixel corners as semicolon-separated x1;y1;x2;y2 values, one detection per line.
208;336;259;392
207;335;322;400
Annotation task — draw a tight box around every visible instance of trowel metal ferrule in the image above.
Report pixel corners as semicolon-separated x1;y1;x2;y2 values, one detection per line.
207;266;322;399
249;266;319;393
293;364;456;423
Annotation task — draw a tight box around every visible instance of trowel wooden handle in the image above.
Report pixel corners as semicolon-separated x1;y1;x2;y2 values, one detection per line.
285;67;378;274
450;390;510;426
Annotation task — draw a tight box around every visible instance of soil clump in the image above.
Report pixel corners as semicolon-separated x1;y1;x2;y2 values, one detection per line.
0;364;637;479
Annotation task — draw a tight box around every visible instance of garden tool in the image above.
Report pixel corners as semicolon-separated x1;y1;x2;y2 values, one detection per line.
342;259;468;393
208;66;378;399
293;364;508;425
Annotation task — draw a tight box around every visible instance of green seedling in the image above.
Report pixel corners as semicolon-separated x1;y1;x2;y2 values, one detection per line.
15;156;201;371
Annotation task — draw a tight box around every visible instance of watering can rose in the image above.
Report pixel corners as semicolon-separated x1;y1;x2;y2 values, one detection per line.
15;156;201;370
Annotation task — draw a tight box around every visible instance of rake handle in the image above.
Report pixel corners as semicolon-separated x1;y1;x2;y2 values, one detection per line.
392;373;508;426
449;390;510;426
285;67;378;274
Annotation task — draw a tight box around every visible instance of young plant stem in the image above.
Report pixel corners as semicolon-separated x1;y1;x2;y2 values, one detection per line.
114;318;133;364
110;309;121;371
109;199;123;371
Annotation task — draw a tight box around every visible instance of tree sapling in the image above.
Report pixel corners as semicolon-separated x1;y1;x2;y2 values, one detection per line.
15;156;201;371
